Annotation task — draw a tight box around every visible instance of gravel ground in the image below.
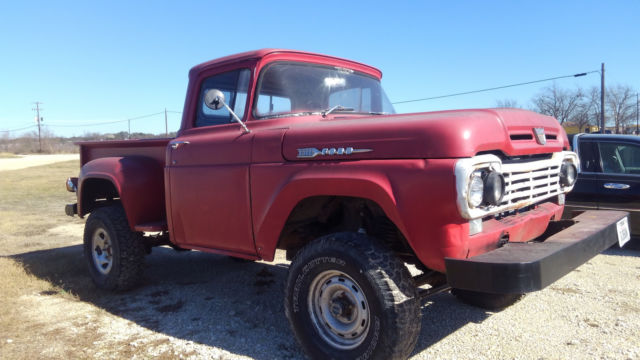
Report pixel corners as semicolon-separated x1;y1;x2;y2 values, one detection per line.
8;238;639;360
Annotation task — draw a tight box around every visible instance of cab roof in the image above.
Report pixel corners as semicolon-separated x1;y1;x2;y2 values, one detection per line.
188;49;383;79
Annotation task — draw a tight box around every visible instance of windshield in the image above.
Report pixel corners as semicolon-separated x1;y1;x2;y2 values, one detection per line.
254;62;395;118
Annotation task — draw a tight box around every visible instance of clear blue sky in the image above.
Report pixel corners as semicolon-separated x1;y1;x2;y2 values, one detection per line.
1;1;638;137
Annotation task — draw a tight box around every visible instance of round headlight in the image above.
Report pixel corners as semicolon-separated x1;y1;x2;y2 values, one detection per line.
483;171;505;205
560;161;577;187
468;172;484;207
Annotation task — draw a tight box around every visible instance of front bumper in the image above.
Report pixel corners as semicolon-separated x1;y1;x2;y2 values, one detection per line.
445;210;628;294
65;203;77;217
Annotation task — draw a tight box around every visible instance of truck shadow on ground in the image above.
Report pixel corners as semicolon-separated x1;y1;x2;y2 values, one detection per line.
604;237;640;256
13;245;493;359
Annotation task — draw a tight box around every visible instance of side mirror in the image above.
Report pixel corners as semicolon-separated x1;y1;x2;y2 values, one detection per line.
202;88;251;134
204;89;226;110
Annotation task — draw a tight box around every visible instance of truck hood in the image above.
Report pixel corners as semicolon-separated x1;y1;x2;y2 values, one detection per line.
281;108;569;160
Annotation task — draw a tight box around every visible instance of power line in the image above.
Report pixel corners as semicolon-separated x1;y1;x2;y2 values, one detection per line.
0;124;37;133
1;109;183;134
46;111;169;127
45;119;129;127
392;70;600;105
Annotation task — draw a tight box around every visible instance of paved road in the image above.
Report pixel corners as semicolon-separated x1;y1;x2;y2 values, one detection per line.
0;154;79;171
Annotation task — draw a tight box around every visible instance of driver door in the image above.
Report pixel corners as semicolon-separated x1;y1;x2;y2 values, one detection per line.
167;68;257;256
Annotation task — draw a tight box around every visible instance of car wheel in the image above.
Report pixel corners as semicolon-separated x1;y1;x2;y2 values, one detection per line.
83;205;145;291
285;232;420;359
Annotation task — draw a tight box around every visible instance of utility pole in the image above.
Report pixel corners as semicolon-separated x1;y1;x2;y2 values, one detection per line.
128;119;131;139
164;108;168;137
32;102;43;152
600;63;605;134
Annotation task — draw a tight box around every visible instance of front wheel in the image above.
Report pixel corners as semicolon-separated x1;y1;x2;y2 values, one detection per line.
83;205;145;291
285;232;421;360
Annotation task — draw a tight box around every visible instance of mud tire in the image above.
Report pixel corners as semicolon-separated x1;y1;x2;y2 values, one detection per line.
285;232;421;360
83;205;145;291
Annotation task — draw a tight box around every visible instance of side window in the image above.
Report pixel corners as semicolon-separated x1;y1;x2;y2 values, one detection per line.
599;142;640;174
256;94;291;115
578;141;599;172
196;69;251;128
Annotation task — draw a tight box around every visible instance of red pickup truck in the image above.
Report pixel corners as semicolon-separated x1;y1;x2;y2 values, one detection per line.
65;49;629;359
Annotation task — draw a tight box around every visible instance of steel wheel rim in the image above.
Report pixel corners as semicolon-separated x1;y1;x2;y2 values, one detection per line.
91;228;113;275
308;270;370;350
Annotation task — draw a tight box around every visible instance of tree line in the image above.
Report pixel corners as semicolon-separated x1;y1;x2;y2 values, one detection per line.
497;83;638;134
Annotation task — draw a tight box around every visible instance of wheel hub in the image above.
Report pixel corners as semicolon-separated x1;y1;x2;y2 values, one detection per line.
308;270;370;350
91;228;113;275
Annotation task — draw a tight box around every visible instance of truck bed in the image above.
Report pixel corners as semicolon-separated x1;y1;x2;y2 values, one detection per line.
78;138;170;167
76;138;171;231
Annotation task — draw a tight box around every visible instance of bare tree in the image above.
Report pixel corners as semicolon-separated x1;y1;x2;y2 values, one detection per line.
607;84;636;133
531;83;584;124
571;99;591;133
495;99;520;108
0;131;9;152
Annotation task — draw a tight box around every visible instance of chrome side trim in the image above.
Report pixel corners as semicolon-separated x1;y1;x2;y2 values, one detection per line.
297;147;373;159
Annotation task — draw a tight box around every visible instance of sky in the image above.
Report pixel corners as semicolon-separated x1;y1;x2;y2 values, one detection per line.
1;1;638;137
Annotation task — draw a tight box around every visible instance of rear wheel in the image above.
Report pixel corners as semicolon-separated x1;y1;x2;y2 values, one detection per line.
83;205;145;291
285;232;421;360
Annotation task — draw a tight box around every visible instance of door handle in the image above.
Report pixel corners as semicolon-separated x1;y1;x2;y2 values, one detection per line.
603;183;630;190
170;141;190;150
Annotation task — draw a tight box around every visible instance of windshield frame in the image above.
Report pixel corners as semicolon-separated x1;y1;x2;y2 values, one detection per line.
252;61;394;120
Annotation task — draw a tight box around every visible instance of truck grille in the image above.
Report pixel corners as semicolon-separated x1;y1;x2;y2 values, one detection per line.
454;151;577;220
500;161;561;206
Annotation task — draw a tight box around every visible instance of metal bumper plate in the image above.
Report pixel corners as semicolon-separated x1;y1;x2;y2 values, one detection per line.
445;210;628;294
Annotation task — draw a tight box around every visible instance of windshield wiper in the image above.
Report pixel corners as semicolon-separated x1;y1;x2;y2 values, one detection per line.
321;105;355;118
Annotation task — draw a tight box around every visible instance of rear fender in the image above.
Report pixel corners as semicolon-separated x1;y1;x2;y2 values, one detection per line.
78;156;165;230
253;170;406;261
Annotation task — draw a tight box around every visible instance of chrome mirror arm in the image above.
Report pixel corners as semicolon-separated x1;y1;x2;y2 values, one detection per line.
221;102;250;134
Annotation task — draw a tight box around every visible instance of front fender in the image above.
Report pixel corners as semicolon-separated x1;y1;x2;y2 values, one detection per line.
252;165;406;261
78;156;165;230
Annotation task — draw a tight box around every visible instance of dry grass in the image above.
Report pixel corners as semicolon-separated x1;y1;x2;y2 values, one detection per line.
0;160;202;360
0;160;91;359
0;152;20;158
0;160;84;255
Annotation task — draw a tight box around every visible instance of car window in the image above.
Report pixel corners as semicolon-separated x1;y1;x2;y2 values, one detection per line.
196;69;251;128
578;141;599;172
254;62;395;118
598;142;640;174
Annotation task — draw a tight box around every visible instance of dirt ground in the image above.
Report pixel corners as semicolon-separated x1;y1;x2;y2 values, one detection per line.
0;159;639;359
